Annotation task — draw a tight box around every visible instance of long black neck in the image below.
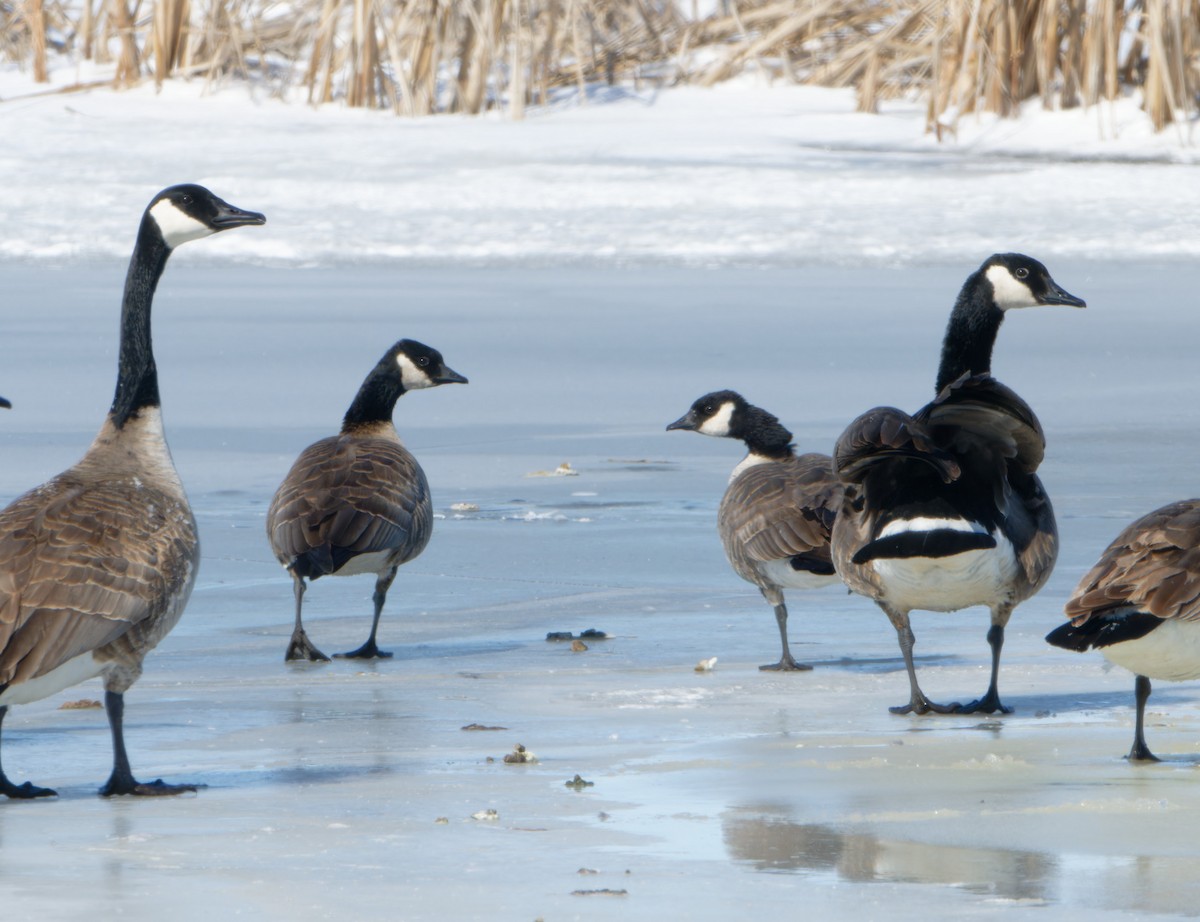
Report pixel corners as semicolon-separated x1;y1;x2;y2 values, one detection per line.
739;406;794;460
110;221;171;428
342;362;405;431
935;271;1003;392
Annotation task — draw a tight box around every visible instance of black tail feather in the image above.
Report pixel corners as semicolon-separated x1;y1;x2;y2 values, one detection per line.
1045;612;1162;652
788;555;836;576
291;544;336;580
852;528;996;565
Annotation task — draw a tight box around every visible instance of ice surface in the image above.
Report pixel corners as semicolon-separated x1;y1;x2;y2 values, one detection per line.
0;261;1199;919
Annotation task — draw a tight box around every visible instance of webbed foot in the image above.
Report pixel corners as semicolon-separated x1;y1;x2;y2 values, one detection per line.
955;692;1013;715
286;629;330;663
1127;742;1161;763
100;776;200;797
889;694;962;716
759;658;813;672
334;641;393;660
1;778;57;799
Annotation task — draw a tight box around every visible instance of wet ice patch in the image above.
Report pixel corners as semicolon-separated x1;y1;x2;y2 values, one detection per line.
947;753;1029;771
604;687;712;709
505;509;569;523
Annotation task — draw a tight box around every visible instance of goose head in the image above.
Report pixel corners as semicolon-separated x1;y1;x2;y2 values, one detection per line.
392;339;469;391
667;390;747;439
982;253;1086;312
146;184;266;250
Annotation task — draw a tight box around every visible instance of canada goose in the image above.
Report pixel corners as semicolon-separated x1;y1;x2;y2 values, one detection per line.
0;184;264;798
1047;500;1200;761
667;390;841;671
267;339;467;662
832;254;1084;715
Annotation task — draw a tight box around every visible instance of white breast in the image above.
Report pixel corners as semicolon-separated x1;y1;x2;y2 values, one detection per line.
1101;618;1200;682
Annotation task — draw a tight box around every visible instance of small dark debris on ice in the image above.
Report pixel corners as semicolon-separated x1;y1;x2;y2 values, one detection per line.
503;743;537;764
546;628;609;641
572;889;628;897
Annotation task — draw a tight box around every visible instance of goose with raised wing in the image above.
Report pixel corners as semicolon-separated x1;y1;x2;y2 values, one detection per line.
832;254;1084;716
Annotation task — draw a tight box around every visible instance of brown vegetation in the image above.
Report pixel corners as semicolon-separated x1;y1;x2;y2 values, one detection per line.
1;1;1197;132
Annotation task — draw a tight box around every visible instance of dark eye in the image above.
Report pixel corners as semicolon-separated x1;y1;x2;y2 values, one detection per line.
1015;267;1029;280
417;356;430;367
703;405;714;414
180;194;192;205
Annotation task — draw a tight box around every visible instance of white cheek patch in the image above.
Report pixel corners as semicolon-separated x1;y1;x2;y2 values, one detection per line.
396;352;433;389
697;401;735;438
985;264;1038;311
149;198;213;248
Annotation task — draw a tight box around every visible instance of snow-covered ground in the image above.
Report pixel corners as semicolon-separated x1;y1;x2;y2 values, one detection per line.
2;62;1199;268
2;64;1200;920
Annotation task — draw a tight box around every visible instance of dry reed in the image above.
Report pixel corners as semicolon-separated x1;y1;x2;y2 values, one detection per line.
1;0;1197;133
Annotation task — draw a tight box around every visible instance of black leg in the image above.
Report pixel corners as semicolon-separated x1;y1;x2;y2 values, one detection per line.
285;571;330;663
99;691;198;797
0;706;55;799
889;619;960;715
336;567;397;660
956;623;1013;715
1127;674;1160;763
758;599;812;672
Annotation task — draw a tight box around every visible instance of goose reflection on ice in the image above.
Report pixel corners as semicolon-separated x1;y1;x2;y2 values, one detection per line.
722;812;1053;900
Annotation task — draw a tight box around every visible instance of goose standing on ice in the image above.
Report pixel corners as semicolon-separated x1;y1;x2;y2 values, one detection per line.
1047;502;1200;761
668;390;841;671
0;184;264;798
832;254;1084;715
267;339;467;662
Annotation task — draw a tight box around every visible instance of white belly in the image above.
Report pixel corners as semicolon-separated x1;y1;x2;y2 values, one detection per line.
759;559;839;591
332;549;394;577
872;523;1018;614
1102;618;1200;682
0;652;105;707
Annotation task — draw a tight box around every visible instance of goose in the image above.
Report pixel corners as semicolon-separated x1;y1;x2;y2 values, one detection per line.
1047;501;1200;761
266;339;467;662
667;390;841;671
0;184;264;798
832;253;1084;715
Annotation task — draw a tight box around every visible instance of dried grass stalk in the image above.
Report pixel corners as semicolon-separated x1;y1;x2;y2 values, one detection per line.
2;0;1197;135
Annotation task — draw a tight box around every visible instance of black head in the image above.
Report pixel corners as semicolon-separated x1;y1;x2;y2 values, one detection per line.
145;184;266;250
0;396;9;410
667;390;748;438
390;339;468;390
979;253;1086;311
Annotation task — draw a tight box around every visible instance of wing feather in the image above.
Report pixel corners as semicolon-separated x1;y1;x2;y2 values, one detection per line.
0;473;197;687
720;453;840;582
1066;500;1200;624
917;373;1046;474
267;434;432;574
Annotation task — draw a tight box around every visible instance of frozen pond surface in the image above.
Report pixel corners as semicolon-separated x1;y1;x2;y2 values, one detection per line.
2;262;1200;919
